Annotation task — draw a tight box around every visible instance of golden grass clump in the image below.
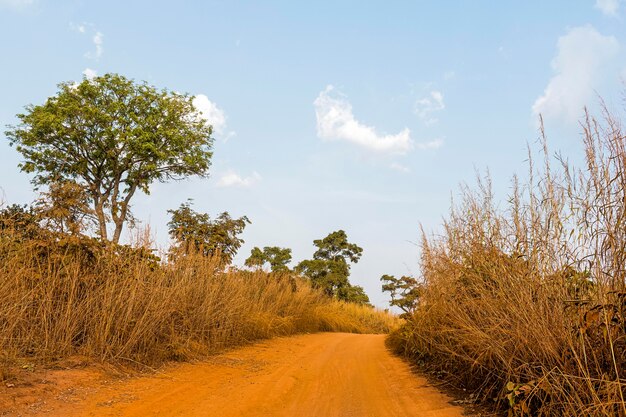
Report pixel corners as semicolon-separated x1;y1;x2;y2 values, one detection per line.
0;226;395;372
391;111;626;416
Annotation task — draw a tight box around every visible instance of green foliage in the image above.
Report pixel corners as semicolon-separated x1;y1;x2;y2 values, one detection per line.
337;284;371;305
167;201;249;264
312;230;363;264
244;246;292;273
296;230;368;303
380;274;420;317
244;247;266;269
297;258;349;296
5;73;213;243
264;246;292;273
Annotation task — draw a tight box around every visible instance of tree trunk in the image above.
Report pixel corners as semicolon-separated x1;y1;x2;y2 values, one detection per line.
112;219;124;245
94;200;108;241
110;184;137;245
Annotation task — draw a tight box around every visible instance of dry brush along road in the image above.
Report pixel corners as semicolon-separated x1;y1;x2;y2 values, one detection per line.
2;333;469;416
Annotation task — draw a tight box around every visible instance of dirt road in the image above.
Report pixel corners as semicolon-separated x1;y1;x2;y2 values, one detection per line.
4;333;467;416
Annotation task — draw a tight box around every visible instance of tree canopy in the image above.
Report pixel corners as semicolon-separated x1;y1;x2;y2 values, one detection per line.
167;201;249;264
6;73;214;243
244;246;292;273
380;274;421;317
296;230;369;304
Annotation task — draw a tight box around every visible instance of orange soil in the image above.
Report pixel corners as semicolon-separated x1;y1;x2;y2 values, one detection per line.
1;333;468;416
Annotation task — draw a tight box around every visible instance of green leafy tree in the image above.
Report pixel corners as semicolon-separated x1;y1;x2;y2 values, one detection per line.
6;73;213;244
244;246;292;273
296;230;365;300
337;284;371;305
244;247;266;270
380;274;421;316
264;246;292;273
167;201;249;264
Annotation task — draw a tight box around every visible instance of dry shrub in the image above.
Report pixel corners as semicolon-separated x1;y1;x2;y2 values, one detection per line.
392;110;626;416
0;229;395;372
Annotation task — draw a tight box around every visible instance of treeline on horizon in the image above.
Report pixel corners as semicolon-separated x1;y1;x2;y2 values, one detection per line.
0;73;396;377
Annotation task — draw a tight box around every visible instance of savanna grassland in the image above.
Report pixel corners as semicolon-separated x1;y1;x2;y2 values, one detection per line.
390;110;626;416
0;221;395;379
0;73;396;386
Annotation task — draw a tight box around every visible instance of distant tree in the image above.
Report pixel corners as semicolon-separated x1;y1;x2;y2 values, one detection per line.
380;274;421;316
245;246;292;273
337;284;371;305
6;73;213;244
264;246;292;273
296;230;365;301
244;247;266;270
167;201;249;264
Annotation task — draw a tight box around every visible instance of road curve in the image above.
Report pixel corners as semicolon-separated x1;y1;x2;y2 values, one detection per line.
70;333;466;417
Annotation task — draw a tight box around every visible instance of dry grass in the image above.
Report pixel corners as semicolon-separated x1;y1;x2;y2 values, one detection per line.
0;231;396;376
391;110;626;416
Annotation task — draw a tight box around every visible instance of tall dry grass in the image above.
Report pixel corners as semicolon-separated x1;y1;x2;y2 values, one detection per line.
392;110;626;416
0;228;395;377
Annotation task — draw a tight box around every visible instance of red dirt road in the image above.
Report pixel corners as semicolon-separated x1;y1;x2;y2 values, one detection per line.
2;333;467;416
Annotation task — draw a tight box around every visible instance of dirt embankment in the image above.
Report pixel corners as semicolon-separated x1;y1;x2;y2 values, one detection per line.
2;333;468;416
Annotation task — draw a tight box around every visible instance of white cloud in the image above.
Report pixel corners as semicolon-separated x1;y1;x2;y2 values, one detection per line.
314;85;413;154
93;32;103;57
72;23;104;60
416;138;444;150
596;0;620;16
415;90;445;125
85;31;104;60
216;171;261;188
192;94;227;135
0;0;34;9
82;68;97;80
390;162;410;173
532;25;619;124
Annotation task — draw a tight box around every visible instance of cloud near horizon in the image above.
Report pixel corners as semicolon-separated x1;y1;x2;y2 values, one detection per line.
314;85;413;155
532;25;619;125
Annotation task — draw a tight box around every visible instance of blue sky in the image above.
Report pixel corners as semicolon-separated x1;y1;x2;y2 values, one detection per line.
1;0;626;307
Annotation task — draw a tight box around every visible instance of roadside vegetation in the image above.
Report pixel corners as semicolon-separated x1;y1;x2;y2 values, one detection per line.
0;73;395;379
386;110;626;416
